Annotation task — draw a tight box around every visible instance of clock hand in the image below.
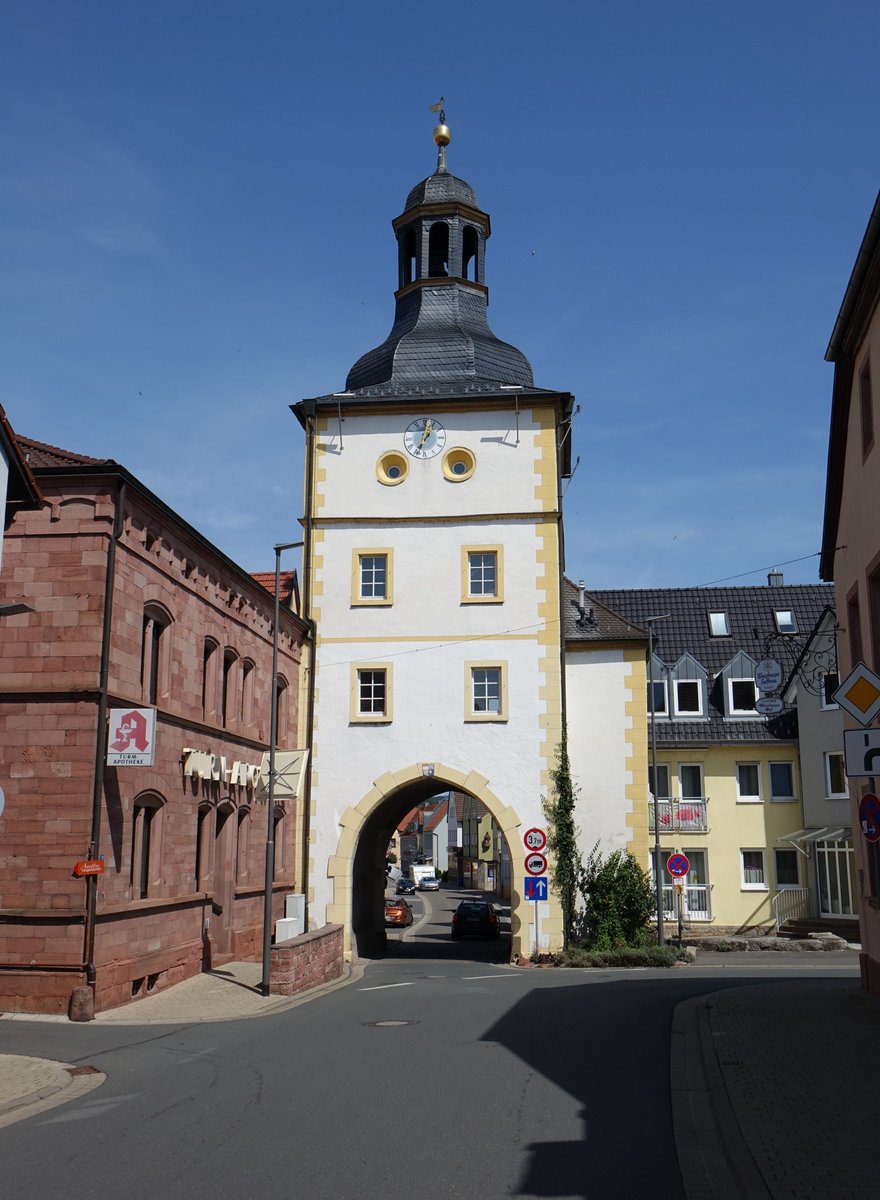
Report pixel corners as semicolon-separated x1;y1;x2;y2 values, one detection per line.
418;419;433;447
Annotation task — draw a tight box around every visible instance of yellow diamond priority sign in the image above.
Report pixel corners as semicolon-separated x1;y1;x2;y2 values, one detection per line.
834;662;880;727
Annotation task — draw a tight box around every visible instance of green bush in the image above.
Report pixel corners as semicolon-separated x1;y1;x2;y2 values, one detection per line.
577;844;656;951
555;945;683;969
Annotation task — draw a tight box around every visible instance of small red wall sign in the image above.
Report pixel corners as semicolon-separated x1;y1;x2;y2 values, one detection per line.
73;860;105;877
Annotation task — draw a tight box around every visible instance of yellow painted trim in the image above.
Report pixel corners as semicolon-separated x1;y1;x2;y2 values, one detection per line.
464;659;509;722
460;544;504;604
349;661;393;724
351;547;394;606
376;451;409;486
441;446;476;482
325;760;539;959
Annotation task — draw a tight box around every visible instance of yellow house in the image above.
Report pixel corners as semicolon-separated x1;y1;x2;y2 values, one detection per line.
589;578;836;934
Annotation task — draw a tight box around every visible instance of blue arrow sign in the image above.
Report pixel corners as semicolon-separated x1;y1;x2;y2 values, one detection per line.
524;876;548;900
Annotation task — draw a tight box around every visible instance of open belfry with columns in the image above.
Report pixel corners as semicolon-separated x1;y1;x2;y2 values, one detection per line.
292;114;598;962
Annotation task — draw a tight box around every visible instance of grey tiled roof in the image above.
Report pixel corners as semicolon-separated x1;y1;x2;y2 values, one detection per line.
580;583;835;747
346;280;533;392
562;577;647;644
405;171;478;211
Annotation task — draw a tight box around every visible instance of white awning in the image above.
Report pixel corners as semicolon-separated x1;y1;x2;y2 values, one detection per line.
777;826;852;855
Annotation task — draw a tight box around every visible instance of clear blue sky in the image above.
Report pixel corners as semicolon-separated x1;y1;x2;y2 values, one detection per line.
2;2;877;589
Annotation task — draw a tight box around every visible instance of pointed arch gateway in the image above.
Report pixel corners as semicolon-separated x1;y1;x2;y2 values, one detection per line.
325;761;534;962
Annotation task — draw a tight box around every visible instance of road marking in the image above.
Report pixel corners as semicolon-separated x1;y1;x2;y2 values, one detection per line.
461;974;519;981
359;982;415;992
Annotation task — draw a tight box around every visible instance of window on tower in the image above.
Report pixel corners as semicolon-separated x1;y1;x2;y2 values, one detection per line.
465;662;508;722
428;222;449;277
351;664;393;723
353;549;393;605
462;225;479;282
462;546;503;603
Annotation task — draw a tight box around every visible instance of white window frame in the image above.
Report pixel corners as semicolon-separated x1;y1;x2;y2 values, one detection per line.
673;679;703;717
824;751;848;799
740;848;767;891
678;762;704;800
769;760;796;802
728;677;757;716
820;673;840;710
774;848;800;889
648;679;668;716
736;762;762;803
649;763;671;799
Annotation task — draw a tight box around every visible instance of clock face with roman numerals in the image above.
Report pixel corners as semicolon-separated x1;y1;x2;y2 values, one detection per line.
404;417;446;458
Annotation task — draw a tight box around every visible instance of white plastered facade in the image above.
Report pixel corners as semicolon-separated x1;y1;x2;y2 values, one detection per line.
305;401;565;960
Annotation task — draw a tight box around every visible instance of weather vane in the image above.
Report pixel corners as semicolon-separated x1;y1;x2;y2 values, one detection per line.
429;96;446;125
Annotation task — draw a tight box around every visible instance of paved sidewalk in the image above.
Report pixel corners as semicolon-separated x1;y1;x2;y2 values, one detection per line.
0;1055;106;1129
673;977;880;1199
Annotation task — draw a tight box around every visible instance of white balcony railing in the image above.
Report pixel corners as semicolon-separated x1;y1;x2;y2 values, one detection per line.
661;884;712;922
649;797;709;833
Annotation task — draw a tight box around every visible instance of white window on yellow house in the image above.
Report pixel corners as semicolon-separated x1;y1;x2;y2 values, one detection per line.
736;763;762;803
769;761;796;802
461;546;504;603
465;662;508;721
350;664;393;723
740;849;767;890
352;549;393;605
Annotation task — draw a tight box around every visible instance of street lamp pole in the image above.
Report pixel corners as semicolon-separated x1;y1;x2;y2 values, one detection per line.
261;540;303;998
647;615;670;947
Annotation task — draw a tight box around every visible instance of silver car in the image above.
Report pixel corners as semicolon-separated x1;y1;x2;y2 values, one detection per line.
418;875;440;891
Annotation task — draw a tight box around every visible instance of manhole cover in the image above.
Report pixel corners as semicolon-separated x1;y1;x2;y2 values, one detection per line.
65;1065;100;1076
365;1020;418;1028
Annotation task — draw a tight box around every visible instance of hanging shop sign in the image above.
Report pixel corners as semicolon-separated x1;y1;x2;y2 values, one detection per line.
181;748;262;789
107;707;156;767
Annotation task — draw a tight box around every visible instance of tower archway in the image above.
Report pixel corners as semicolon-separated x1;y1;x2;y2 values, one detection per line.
325;761;534;961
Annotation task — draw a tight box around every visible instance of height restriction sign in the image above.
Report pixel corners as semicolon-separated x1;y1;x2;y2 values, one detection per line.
523;828;547;852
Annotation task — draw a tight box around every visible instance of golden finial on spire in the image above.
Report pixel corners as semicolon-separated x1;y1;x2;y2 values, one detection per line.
429;96;450;147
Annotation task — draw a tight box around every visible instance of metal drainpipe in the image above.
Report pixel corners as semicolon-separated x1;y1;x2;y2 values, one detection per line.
83;480;126;991
300;405;317;931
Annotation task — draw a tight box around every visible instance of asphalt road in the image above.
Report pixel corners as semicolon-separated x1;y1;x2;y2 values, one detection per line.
0;885;860;1200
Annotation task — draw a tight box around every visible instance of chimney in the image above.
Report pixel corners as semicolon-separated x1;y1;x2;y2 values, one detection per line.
768;570;784;587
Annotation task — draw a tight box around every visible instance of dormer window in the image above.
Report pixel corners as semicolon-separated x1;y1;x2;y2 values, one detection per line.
674;680;702;716
729;678;758;715
648;680;668;715
708;611;730;637
774;610;797;634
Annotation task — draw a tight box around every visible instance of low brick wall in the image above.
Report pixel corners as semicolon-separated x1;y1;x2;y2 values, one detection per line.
269;924;344;996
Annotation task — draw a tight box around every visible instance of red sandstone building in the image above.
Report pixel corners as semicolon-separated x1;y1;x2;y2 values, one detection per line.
0;433;308;1015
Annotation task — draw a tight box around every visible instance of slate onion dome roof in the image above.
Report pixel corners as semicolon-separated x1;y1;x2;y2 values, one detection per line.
345;117;534;395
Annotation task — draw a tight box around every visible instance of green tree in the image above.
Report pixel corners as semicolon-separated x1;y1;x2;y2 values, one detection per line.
543;728;582;949
578;843;655;950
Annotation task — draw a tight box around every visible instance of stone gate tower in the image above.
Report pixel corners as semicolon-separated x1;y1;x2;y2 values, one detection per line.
292;118;575;961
